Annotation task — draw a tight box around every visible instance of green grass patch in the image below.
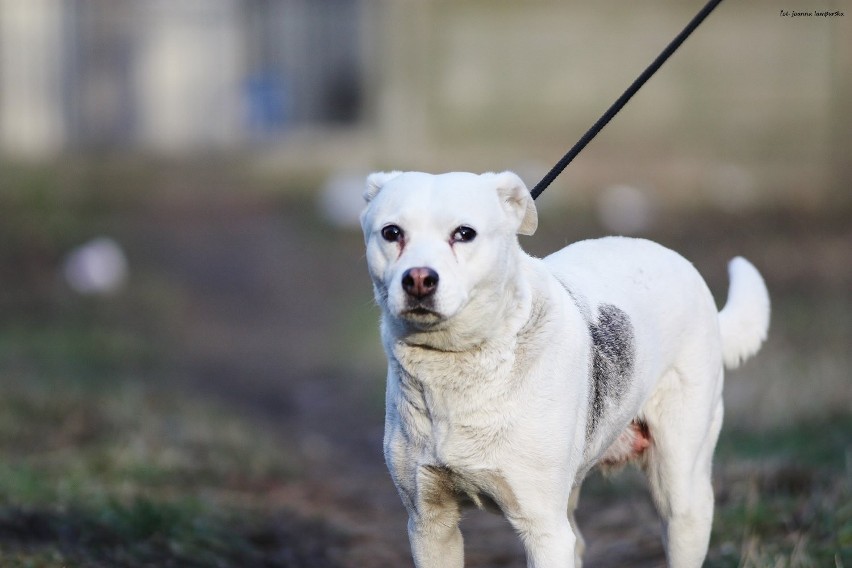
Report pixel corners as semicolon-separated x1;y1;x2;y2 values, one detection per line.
708;416;852;567
0;497;347;567
717;415;852;471
0;176;353;566
0;376;296;505
0;366;344;566
0;322;342;566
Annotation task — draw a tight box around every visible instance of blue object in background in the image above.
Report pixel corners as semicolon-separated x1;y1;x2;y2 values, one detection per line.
245;71;291;136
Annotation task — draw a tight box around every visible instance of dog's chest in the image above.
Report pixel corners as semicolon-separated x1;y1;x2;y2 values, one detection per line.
391;341;523;463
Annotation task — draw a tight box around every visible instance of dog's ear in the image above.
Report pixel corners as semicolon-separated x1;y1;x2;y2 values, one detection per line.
491;171;538;235
364;171;403;203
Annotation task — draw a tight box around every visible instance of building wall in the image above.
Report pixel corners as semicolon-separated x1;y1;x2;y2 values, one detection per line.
0;0;846;204
133;0;244;151
371;0;848;204
0;0;364;157
0;0;67;157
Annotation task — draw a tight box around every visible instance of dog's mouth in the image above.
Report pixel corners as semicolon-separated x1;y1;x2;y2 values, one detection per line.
400;303;443;323
402;306;440;318
408;306;431;314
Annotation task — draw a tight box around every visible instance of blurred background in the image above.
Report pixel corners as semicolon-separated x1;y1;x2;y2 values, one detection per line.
0;1;849;566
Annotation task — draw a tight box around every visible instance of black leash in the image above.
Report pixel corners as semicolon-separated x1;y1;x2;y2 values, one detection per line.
530;0;725;200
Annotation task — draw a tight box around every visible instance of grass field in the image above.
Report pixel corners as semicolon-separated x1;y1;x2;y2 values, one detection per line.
0;164;849;566
0;323;348;567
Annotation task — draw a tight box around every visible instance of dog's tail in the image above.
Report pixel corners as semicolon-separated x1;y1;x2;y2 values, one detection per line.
718;257;770;370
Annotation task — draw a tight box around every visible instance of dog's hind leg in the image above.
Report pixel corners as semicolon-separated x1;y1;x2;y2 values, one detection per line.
641;367;724;568
567;484;585;568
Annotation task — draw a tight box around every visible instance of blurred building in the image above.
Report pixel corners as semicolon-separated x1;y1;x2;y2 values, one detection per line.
0;0;364;156
0;0;848;203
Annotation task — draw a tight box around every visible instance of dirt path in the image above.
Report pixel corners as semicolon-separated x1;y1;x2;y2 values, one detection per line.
132;196;667;567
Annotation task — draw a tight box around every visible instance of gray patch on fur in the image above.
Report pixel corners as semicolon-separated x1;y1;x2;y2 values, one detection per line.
587;304;635;438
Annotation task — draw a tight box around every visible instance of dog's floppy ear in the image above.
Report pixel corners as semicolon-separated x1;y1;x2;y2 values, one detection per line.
491;171;538;235
364;171;403;203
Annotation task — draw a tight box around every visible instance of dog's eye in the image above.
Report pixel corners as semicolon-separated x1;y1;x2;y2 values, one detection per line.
381;224;404;243
451;225;477;243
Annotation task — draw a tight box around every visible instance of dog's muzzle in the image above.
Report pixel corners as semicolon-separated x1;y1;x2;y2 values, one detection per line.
399;267;442;319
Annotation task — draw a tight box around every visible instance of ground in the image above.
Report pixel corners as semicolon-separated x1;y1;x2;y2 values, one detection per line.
0;164;849;566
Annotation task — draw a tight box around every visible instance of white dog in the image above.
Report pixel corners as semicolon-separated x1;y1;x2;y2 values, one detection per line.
360;171;770;568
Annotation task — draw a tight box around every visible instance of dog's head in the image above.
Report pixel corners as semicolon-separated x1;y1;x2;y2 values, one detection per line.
360;171;537;338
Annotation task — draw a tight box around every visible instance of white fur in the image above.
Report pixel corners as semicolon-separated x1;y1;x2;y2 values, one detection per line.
360;171;770;568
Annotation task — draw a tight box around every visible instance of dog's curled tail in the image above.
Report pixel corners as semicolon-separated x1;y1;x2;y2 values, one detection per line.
718;257;771;370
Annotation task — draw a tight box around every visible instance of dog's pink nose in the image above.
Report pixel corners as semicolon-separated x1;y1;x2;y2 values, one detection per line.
402;267;439;299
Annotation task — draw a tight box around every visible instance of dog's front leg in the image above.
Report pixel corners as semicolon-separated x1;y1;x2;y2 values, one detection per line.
406;466;464;568
502;478;577;568
514;514;576;568
408;509;463;568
